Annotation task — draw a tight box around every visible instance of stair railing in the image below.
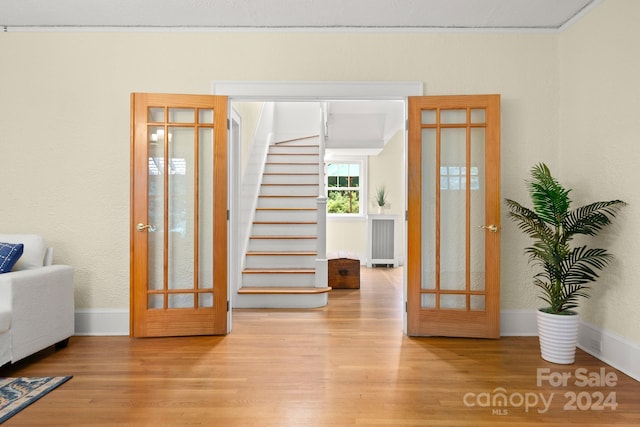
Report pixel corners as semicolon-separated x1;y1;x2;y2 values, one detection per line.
316;102;328;287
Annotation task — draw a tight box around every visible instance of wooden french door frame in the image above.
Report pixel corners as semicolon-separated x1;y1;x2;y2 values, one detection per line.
407;95;500;338
130;93;228;337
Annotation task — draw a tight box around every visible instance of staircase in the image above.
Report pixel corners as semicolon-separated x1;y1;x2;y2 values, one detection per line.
238;138;331;308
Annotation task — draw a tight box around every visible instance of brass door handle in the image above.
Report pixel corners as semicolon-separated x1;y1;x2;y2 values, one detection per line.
479;224;498;233
136;223;157;232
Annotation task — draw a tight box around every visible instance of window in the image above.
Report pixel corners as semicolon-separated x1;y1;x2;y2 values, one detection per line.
326;159;367;216
440;165;479;191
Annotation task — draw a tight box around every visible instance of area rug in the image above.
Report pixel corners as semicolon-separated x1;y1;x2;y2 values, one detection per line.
0;376;72;423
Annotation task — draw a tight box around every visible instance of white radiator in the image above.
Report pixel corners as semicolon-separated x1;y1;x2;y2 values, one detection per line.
367;215;399;267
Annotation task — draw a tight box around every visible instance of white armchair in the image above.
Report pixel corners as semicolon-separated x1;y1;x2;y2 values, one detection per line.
0;234;74;365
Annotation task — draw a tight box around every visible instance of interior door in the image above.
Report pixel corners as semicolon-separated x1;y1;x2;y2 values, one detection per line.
407;95;500;338
130;93;228;337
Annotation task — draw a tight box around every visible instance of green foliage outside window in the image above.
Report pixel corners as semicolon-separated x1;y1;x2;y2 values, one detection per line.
327;162;360;214
328;190;360;213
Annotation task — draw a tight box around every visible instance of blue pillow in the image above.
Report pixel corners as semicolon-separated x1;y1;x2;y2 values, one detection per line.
0;242;24;274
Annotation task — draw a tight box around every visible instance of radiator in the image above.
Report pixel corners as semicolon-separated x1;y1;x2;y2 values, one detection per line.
367;215;398;267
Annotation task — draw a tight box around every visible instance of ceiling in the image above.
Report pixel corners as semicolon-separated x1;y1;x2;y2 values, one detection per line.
1;0;599;31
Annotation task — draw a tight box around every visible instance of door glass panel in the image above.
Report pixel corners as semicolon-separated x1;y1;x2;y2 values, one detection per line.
149;107;164;123
169;294;194;309
199;109;214;124
198;127;214;293
169;108;195;123
148;126;165;293
168;127;195;296
421;110;436;125
471;295;485;310
441;109;466;124
470;109;485;123
441;294;466;309
421;128;436;291
199;293;213;308
440;128;466;292
421;293;436;309
470;128;486;293
148;295;163;310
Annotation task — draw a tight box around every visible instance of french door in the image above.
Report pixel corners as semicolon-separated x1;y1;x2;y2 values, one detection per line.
130;93;228;337
407;95;501;338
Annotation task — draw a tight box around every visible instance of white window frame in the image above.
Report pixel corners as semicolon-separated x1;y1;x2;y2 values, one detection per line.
326;156;368;220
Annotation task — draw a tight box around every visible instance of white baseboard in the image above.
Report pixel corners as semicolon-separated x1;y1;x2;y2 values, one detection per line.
577;319;640;382
74;309;129;336
73;308;639;381
500;309;538;336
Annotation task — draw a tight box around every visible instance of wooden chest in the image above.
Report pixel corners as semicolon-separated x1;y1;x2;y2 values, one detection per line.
328;253;360;289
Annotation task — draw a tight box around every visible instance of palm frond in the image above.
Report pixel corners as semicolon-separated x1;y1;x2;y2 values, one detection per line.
505;162;625;314
564;200;627;237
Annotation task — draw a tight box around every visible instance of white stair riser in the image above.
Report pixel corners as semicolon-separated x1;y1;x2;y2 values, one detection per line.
248;238;317;252
267;154;319;163
242;273;316;287
257;197;318;209
260;184;319;197
245;255;316;269
252;223;317;236
269;145;319;155
262;174;319;185
254;209;317;222
264;163;318;174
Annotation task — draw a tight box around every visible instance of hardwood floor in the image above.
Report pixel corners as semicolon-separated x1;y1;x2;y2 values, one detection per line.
2;267;639;426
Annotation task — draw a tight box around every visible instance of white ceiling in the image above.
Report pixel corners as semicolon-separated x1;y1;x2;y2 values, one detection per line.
1;0;599;31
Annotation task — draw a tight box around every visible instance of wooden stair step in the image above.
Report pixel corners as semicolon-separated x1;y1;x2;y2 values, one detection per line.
256;207;316;211
263;172;319;175
238;287;331;295
261;183;319;186
253;221;317;224
246;251;317;256
249;235;317;239
242;268;315;274
258;195;317;198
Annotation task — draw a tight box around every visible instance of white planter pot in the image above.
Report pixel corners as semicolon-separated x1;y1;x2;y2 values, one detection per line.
536;309;580;364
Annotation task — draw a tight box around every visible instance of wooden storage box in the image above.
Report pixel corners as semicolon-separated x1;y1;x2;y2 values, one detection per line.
328;252;360;289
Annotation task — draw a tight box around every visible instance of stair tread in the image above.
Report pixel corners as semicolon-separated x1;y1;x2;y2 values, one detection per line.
261;183;319;186
238;286;331;295
243;268;315;274
246;251;317;256
250;235;317;239
259;194;318;199
253;221;317;224
263;172;319;175
265;161;318;164
256;207;316;211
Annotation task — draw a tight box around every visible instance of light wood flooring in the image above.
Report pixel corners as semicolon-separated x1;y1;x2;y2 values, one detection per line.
2;267;639;426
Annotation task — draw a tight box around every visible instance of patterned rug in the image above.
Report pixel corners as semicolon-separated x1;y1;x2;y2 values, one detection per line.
0;376;72;423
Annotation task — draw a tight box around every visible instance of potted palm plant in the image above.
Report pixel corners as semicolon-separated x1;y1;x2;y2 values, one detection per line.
505;163;626;364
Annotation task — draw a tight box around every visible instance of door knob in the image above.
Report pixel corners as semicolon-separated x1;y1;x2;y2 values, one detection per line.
136;223;157;232
478;224;498;233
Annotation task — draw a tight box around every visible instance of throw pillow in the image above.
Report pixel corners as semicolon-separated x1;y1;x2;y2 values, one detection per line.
0;242;24;274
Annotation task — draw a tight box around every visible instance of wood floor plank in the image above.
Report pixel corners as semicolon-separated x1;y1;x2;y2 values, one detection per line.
1;267;638;426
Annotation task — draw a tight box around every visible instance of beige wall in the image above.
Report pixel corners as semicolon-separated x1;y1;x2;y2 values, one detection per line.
556;0;640;342
2;2;635;346
327;130;405;259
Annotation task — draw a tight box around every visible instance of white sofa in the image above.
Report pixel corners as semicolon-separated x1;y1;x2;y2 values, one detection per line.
0;234;74;365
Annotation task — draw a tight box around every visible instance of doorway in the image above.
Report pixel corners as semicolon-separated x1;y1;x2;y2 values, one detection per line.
216;81;422;330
